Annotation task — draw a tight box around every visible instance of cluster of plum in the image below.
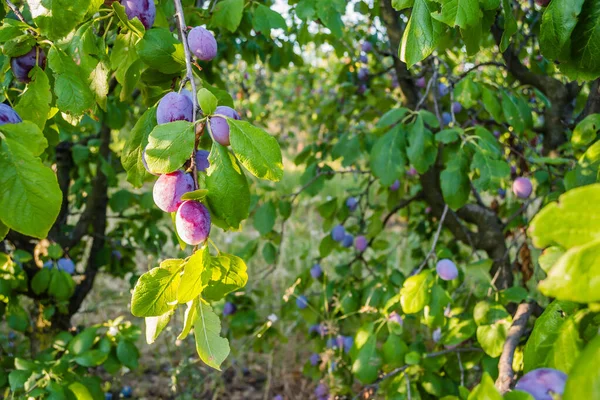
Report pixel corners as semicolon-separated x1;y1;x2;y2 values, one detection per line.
356;40;373;94
43;257;76;275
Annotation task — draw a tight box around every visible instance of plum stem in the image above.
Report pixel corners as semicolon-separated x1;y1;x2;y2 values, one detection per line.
173;0;200;191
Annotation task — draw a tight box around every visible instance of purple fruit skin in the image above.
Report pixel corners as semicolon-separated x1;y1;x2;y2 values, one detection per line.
157;92;193;124
223;302;236;316
357;84;367;95
493;130;501;138
57;258;75;274
309;353;320;366
407;167;418;177
346;197;358;211
359;54;368;63
0;103;22;125
452;102;463;114
388;311;403;325
438;83;449;96
43;261;54;269
355;235;368;252
513;177;533;199
361;41;373;52
296;295;308;309
176;201;211;245
342;234;354;248
436;259;458;281
416;77;426;88
122;0;155;30
181;88;193;104
112;250;123;260
389;180;400;191
273;396;283;400
432;327;442;343
210;106;240;146
196;150;210;172
11;47;46;83
152;171;194;212
331;225;345;242
498;188;506;199
343;336;353;352
358;67;369;81
515;368;567;400
309;323;327;336
188;27;218;61
442;112;452;126
310;263;322;279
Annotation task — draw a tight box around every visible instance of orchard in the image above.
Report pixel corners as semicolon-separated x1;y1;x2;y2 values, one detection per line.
1;0;600;399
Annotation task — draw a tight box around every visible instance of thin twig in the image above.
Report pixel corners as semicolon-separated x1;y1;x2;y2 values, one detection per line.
495;302;534;393
416;204;448;274
5;0;27;24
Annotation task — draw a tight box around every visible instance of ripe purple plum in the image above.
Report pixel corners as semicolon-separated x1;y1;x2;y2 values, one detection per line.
361;41;373;52
452;102;462;114
11;47;46;83
314;383;328;400
309;353;320;366
432;327;442;343
436;259;458;281
342;234;354;248
515;368;567;400
331;225;345;242
343;336;353;352
438;83;449;97
358;67;369;81
359;54;368;63
187;27;218;61
407;167;418;177
389;179;400;191
346;197;358;211
175;200;211;245
310;263;322;279
152;171;194;212
442;112;452;126
355;235;367;252
273;396;283;400
57;258;75;274
416;77;426;88
156;92;193;124
195;149;210;172
498;188;506;199
210;106;240;146
0;103;22;125
296;295;308;309
122;0;155;30
181;88;193;104
357;84;367;95
493;130;501;138
388;311;403;325
223;302;236;316
513;177;533;199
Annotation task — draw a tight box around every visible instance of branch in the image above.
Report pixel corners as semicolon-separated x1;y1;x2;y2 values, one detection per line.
5;0;27;24
416;204;448;274
580;78;600;120
496;302;534;393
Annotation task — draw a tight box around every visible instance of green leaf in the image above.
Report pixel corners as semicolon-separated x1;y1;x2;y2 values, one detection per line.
205;143;251;230
135;28;185;74
112;2;145;37
48;269;74;300
177;246;212;304
436;128;461;144
117;340;139;369
477;322;509;358
569;0;600;79
467;372;502;400
252;3;287;33
74;350;108;367
227;119;283;182
178;299;198;340
316;0;345;37
253;201;276;235
68;382;93;400
203;253;248;301
8;370;31;392
370;125;406;186
441;152;470;210
529;184;600;249
500;0;517;52
210;0;245;32
377;107;410;128
407;116;437;174
400;0;443;67
572;114;600;147
540;0;585;61
31;267;51;295
47;46;95;116
0;121;47;156
481;85;503;123
563;335;600;400
471;151;510;192
197;88;218;115
111;31;140;85
501;91;524;133
0;137;61;238
351;336;382;384
131;259;184;317
454;75;481;108
26;0;89;40
121;107;157;188
145;121;195;174
545;314;583;373
68;327;98;355
194;301;230;370
181;189;209;201
400;271;432;314
0;220;9;241
14;67;51;130
442;318;477;345
145;311;173;344
382;334;408;369
431;0;481;29
202;80;235;108
392;0;414;10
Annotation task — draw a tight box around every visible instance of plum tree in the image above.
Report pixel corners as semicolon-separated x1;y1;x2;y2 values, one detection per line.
346;197;358;211
223;302;236;316
57;258;75;274
331;224;345;242
10;47;46;83
296;295;309;309
175;201;211;245
0;103;22;125
310;263;322;279
122;0;155;30
355;235;367;252
209;106;240;146
513;177;533;199
195;149;210;172
436;259;458;281
156;92;193;124
187;27;218;61
152;171;194;212
515;368;567;400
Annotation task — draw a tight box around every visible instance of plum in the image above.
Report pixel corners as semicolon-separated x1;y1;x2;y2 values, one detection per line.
120;386;133;399
436;259;458;280
343;336;353;352
452;101;462;114
438;83;449;97
0;103;22;125
388;311;403;325
57;258;75;274
389;179;400;191
195;149;210;172
416;77;426;88
513;177;533;199
310;263;322;279
11;47;46;83
498;188;506;199
358;67;369;81
355;235;367;252
407;167;418;177
296;295;308;309
315;383;328;399
309;323;326;335
442;112;452;126
331;225;345;242
432;327;442;343
43;261;54;269
515;368;567;400
309;353;320;366
342;234;354;248
359;54;368;63
223;302;236;316
181;88;194;104
361;41;373;52
357;84;367;95
273;396;283;400
187;26;218;61
104;393;113;400
152;170;194;212
209;106;240;146
346;196;358;211
112;250;122;260
175;200;211;245
156;92;193;124
535;0;550;6
122;0;155;29
493;130;501;138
